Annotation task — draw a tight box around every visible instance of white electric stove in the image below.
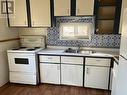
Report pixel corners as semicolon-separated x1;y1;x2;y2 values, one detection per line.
7;35;46;85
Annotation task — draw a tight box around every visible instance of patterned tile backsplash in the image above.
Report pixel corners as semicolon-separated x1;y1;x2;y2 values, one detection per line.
47;17;121;48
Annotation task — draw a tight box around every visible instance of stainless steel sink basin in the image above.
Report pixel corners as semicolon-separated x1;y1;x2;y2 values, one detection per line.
64;48;94;54
78;50;93;54
64;48;79;53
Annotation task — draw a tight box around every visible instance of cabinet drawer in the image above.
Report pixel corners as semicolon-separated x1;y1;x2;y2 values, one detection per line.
86;58;111;67
39;55;60;63
61;56;83;65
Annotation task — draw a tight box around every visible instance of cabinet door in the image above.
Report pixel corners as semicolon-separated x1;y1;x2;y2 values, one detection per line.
30;0;51;27
40;63;60;84
8;0;28;27
120;9;127;58
111;61;118;95
115;56;127;95
76;0;94;15
85;66;110;89
110;68;113;90
54;0;70;16
61;64;83;86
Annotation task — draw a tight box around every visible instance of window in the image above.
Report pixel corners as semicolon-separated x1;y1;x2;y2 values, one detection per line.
60;23;93;40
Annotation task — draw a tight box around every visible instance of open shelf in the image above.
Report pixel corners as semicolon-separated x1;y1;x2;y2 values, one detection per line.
97;18;114;20
99;0;116;6
98;6;116;20
94;0;122;34
96;20;114;34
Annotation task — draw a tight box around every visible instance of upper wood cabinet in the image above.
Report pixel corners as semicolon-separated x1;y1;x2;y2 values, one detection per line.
76;0;94;15
54;0;94;16
8;0;28;27
54;0;71;16
8;0;51;27
30;0;51;27
94;0;122;34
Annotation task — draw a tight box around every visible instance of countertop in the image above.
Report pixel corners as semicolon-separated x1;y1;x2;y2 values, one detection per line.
113;55;119;63
38;48;119;58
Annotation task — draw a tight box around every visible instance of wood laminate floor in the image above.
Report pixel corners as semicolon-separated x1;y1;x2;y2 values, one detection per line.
0;83;111;95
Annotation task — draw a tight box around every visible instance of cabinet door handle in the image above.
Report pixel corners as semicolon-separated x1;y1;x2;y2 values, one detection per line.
96;60;101;62
67;9;69;14
25;21;27;25
47;57;52;60
57;65;60;70
86;68;90;74
32;21;34;26
77;9;79;14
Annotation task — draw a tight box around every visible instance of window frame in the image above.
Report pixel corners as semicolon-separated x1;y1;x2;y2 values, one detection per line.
60;22;93;40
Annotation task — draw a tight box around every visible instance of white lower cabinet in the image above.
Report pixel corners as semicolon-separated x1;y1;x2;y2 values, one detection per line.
40;63;60;84
61;64;83;86
85;58;111;90
61;56;83;86
39;55;111;89
85;66;110;89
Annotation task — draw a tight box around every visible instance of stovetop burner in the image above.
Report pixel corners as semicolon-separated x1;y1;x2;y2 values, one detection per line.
27;47;41;51
12;47;41;51
27;48;36;51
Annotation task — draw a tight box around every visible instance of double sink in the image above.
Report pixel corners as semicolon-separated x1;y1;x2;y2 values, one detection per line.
64;48;94;55
63;48;113;57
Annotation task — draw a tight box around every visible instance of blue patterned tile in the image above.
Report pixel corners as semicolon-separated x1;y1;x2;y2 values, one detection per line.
47;17;121;48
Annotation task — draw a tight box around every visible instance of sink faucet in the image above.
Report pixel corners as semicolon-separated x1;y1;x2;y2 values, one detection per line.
76;41;82;52
77;44;81;52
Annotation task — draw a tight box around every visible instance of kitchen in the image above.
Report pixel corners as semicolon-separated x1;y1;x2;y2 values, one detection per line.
0;0;127;95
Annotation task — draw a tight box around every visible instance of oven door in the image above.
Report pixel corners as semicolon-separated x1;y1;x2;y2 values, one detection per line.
7;53;37;73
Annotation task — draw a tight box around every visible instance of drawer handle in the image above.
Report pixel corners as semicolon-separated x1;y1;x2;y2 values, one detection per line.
47;57;52;59
77;9;80;14
25;21;27;25
86;68;90;74
95;60;101;62
67;9;69;14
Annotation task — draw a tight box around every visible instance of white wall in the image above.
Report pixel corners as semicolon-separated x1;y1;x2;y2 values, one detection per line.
0;17;19;87
0;41;19;87
119;0;127;34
